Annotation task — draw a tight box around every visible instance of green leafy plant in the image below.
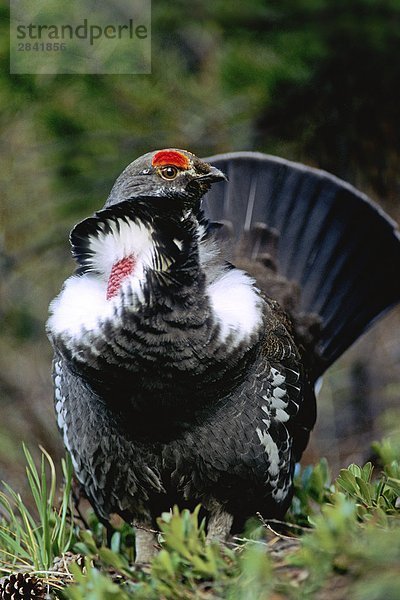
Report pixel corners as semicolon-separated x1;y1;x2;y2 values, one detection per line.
2;437;400;599
351;522;400;600
150;506;235;597
0;445;76;575
290;457;333;525
64;559;131;600
336;463;394;522
74;527;137;581
227;543;274;600
290;492;358;593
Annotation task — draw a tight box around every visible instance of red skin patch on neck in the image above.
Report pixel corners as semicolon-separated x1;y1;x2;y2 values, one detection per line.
152;150;189;170
106;255;136;300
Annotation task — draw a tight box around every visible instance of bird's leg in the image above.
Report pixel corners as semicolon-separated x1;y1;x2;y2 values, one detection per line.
206;499;234;543
134;523;158;563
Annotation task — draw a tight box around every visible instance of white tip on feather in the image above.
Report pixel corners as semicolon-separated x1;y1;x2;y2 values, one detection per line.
207;269;263;344
86;219;155;278
48;216;158;341
47;274;117;338
256;427;280;476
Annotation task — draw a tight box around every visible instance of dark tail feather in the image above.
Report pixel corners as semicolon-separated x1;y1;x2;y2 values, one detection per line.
202;152;400;378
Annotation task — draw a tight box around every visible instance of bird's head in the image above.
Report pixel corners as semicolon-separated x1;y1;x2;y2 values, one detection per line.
68;149;227;303
105;148;227;209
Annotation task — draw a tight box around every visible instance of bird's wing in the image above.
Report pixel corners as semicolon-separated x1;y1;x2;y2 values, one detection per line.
52;353;164;520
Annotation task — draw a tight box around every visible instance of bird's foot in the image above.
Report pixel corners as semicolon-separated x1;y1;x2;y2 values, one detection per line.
134;525;158;563
206;501;233;543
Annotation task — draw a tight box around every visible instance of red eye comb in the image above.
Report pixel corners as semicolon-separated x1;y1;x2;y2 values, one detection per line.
152;150;190;170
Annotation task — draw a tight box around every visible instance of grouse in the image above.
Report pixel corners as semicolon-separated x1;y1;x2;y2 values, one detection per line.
47;149;400;561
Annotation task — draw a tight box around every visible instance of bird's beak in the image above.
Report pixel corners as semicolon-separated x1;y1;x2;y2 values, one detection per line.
198;165;228;183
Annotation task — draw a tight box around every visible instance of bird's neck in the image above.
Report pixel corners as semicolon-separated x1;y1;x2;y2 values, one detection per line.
48;206;265;424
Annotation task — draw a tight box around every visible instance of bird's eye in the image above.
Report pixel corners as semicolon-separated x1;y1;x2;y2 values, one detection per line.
159;165;179;180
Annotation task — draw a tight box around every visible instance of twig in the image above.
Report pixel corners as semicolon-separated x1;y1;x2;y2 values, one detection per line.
133;523;159;535
231;536;269;547
256;513;311;534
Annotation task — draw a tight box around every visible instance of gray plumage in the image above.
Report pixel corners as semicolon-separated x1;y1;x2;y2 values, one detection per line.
47;148;400;558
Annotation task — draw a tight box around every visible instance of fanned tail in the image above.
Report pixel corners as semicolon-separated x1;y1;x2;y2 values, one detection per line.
202;152;400;379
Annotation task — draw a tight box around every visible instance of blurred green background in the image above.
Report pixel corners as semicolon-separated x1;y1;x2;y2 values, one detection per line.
1;0;400;494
